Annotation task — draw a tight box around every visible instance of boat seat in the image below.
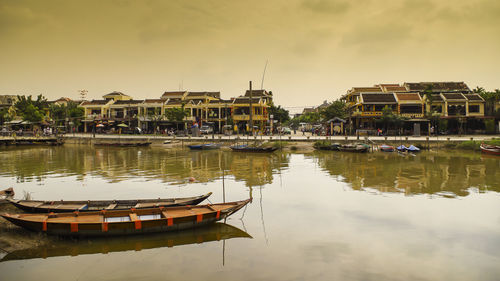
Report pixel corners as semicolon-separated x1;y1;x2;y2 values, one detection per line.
106;203;118;210
33;202;45;208
79;204;88;210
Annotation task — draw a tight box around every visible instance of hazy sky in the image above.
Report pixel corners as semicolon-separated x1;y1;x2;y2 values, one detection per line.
1;0;499;109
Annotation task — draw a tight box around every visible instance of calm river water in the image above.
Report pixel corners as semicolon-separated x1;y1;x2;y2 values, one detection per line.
0;145;499;281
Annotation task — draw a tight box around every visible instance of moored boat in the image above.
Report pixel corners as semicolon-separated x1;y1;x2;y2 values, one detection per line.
230;145;278;153
188;143;221;150
1;199;251;237
379;144;395;152
7;192;212;213
480;143;500;156
94;142;152;147
0;188;15;204
397;145;420;152
315;143;341;151
339;143;369;153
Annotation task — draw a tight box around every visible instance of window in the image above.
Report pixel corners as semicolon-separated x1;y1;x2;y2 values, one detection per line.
468;105;480;113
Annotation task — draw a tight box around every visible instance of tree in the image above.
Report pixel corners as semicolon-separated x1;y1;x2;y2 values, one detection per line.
14;95;48;123
164;105;190;130
320;100;346;121
268;104;290;123
0;107;12;125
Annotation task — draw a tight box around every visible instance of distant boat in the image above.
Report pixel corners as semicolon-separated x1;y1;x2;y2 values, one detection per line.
397;145;420;153
188;143;221;150
1;199;251;237
230;145;278;153
480;143;500;156
0;188;14;204
94;142;151;147
7;192;212;213
379;144;395;152
315;143;341;151
340;143;369;153
397;145;408;152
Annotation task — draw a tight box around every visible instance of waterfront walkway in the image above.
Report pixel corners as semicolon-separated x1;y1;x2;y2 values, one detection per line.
62;133;498;142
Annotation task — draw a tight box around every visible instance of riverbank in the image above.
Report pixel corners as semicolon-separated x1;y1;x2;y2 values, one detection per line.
60;133;499;151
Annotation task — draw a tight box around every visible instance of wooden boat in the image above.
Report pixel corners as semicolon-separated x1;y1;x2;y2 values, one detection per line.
230;145;278;153
340;143;369;153
188;143;221;150
315;143;341;151
480;143;500;156
0;188;15;204
1;223;251;262
94;142;152;147
1;199;250;237
379;144;395;152
7;192;212;213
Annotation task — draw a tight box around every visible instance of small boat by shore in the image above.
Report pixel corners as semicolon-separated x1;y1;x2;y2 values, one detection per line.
230;145;278;153
339;143;369;153
1;199;250;237
397;145;420;152
0;188;15;204
94;142;152;147
188;143;221;150
315;143;341;151
379;144;395;152
7;192;212;213
480;143;500;156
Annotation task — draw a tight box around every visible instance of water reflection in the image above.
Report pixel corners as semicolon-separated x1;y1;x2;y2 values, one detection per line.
312;151;500;196
1;223;251;262
0;145;289;187
0;145;498;197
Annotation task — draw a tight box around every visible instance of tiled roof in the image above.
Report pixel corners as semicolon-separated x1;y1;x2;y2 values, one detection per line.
244;90;271;97
350;87;383;93
233;97;261;104
442;93;465;100
383;86;407;92
81;100;108;106
404;82;470;92
464;94;484;101
361;93;396;103
104;91;128;96
112;100;144;105
396;93;421;101
144;99;164;104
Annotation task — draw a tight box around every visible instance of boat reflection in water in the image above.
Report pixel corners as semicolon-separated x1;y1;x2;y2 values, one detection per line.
1;222;251;262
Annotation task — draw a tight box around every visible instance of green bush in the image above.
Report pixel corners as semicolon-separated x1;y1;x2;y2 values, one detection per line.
456;141;480;150
485;119;495;133
313;140;331;148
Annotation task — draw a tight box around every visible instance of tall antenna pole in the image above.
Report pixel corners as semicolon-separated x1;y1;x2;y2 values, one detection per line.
260;60;268;90
249;81;253;135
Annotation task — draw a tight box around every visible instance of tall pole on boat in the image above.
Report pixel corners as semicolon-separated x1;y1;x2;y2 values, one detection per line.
249;81;253;136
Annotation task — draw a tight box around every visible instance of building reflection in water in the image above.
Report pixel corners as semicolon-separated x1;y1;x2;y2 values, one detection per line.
0;145;289;188
311;151;500;197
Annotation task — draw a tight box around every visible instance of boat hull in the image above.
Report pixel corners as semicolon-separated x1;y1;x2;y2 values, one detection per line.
1;199;250;237
7;193;212;213
230;146;278;153
480;144;500;156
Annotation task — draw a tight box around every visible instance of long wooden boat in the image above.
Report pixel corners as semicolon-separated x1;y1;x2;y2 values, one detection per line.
94;142;152;147
7;192;212;213
339;143;369;153
315;143;341;151
188;143;221;150
230;145;278;153
1;223;251;262
0;188;15;204
1;199;250;237
480;143;500;156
